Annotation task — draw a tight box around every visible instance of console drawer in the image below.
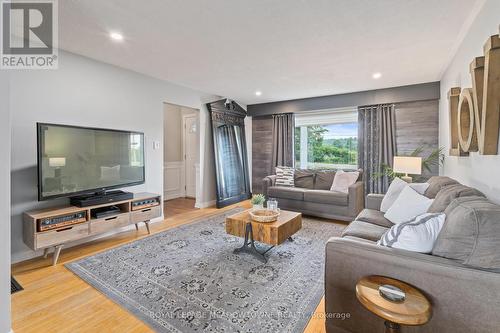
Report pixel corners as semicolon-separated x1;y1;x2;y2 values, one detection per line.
36;222;90;249
130;205;161;223
91;213;131;235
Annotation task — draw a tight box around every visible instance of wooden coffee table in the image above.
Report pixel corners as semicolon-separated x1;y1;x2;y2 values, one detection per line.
225;209;302;262
356;275;432;333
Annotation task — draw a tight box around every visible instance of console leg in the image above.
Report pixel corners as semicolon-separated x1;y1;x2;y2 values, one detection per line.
145;221;151;234
43;248;49;259
52;245;63;266
134;223;139;231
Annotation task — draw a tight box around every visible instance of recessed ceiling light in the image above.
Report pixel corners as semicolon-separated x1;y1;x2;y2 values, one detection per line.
110;32;124;41
255;91;262;96
372;72;382;79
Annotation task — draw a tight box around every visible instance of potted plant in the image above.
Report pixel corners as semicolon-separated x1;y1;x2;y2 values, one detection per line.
251;194;266;210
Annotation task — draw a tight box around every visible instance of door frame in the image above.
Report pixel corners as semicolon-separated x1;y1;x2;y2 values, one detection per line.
182;114;198;199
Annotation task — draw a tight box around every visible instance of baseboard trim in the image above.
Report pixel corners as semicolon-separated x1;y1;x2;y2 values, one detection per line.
195;200;216;209
11;216;164;264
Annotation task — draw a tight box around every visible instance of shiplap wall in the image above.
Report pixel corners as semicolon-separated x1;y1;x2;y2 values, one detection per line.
252;116;273;193
251;100;439;192
394;100;439;177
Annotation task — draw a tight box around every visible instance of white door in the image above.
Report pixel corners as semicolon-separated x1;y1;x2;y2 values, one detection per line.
183;115;198;198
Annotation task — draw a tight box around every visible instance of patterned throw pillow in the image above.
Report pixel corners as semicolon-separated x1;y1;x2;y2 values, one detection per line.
275;166;295;187
378;213;445;253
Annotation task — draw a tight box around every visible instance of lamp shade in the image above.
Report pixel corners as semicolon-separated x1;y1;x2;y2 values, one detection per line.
393;156;422;175
49;157;66;167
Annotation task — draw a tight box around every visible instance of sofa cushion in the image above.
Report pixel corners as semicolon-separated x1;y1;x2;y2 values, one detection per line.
303;190;348;206
432;196;500;270
341;220;388;242
268;186;305;201
356;209;393;228
294;169;315;189
314;170;336;190
427;184;485;213
424;176;459;199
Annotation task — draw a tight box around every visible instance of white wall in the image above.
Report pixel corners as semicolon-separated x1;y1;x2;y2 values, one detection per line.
439;0;500;203
0;72;12;333
9;50;214;263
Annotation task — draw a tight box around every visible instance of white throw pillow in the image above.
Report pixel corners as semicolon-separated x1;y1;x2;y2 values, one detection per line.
275;166;294;187
380;178;430;213
384;186;433;224
330;170;359;194
378;213;446;253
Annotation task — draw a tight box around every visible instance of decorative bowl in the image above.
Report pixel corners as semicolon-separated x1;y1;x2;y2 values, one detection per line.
249;209;280;223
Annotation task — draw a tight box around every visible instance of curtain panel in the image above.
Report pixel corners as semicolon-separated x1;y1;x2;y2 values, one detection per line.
271;113;295;174
358;104;397;194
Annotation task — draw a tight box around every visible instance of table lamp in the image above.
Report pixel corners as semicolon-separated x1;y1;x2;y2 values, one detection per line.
393;156;421;183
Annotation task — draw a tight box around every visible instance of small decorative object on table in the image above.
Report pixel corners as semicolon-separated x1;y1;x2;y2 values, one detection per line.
249;209;280;223
251;193;266;210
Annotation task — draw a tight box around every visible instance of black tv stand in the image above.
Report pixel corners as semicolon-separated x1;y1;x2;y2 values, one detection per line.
70;190;134;207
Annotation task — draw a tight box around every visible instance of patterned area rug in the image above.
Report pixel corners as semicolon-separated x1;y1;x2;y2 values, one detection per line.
66;209;345;333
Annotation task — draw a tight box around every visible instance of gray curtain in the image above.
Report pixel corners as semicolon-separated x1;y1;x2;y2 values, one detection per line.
271;113;294;173
358;104;397;194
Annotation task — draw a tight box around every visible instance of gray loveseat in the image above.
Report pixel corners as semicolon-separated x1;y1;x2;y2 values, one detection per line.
325;176;500;333
262;169;364;221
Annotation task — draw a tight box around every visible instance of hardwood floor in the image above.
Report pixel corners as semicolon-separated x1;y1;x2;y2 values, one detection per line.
11;200;327;333
164;197;197;218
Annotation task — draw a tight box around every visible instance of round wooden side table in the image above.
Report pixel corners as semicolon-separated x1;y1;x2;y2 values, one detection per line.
355;275;431;333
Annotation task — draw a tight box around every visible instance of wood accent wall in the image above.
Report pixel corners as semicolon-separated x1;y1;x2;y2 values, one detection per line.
252;115;273;193
251;100;439;193
394;100;439;177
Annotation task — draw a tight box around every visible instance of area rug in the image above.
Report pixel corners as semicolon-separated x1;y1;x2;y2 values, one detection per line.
66;209;345;333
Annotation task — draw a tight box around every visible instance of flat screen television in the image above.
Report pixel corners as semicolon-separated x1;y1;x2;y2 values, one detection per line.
37;123;145;201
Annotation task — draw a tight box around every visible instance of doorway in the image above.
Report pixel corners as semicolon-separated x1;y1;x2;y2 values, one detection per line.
163;103;200;216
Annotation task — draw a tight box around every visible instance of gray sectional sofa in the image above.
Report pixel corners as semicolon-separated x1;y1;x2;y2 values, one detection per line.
325;176;500;333
262;169;364;221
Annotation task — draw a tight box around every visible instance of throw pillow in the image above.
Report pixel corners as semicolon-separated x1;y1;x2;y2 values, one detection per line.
380;178;430;213
330;170;359;194
384;186;434;224
294;169;314;189
275;166;294;187
378;213;446;253
314;170;336;190
432;196;500;270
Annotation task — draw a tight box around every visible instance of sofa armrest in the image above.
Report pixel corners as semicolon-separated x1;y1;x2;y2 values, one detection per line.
262;175;276;197
325;237;500;333
366;193;385;210
347;181;364;218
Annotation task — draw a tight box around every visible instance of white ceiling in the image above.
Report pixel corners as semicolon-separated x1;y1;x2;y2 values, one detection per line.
59;0;479;105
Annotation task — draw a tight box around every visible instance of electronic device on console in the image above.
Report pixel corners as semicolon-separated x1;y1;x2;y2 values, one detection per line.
91;205;122;219
131;197;160;211
38;211;87;232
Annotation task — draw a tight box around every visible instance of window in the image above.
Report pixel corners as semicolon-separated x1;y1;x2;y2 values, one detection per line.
294;108;358;169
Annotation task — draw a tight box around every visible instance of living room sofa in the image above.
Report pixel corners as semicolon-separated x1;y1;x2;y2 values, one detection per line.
262;169;364;221
325;176;500;333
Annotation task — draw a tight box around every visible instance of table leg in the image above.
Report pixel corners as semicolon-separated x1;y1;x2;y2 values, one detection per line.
233;223;274;263
52;245;63;266
134;223;139;231
43;248;50;259
145;221;151;234
384;321;401;333
288;236;294;242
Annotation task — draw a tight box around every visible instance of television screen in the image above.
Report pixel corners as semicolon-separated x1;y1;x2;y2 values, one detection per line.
37;123;145;201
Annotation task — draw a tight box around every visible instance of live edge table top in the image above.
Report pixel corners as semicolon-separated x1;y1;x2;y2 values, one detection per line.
225;209;302;246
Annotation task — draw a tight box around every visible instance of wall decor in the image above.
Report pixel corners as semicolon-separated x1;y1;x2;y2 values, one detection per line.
448;32;500;156
207;99;252;208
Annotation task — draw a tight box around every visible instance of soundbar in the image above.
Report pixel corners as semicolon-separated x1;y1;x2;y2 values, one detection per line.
38;211;87;232
70;190;134;207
